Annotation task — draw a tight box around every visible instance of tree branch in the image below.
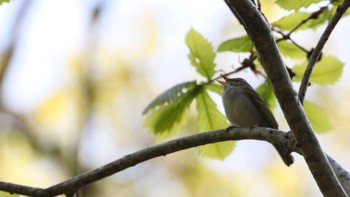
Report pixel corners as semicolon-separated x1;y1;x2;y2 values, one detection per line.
37;128;295;197
0;182;43;196
327;155;350;195
0;127;348;196
0;128;293;196
298;0;350;104
223;0;347;196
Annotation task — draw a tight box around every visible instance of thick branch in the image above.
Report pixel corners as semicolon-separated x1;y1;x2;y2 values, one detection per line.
327;155;350;195
224;0;347;196
0;182;43;196
39;128;294;196
0;128;292;196
0;127;348;196
298;0;350;103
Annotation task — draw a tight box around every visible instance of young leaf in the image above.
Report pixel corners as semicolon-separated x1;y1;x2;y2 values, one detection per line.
196;89;229;131
186;28;216;80
205;83;222;96
196;89;234;160
292;55;344;85
304;100;333;133
144;85;201;135
273;12;311;31
273;9;332;32
275;0;322;10
277;41;305;59
256;79;277;109
332;0;344;6
305;8;333;30
143;81;196;114
217;35;253;53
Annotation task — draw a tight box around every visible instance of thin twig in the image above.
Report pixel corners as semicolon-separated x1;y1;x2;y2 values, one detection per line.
298;0;350;104
210;54;259;83
289;38;309;53
289;6;327;36
273;6;329;56
273;28;309;53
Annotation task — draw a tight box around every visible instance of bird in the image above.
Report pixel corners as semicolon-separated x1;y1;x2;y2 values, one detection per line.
218;74;294;166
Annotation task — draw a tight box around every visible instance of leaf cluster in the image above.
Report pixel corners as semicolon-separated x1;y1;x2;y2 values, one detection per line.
144;28;234;159
143;1;346;160
217;0;345;134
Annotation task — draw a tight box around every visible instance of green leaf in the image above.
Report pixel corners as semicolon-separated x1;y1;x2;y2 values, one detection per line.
273;12;310;31
196;89;234;160
273;9;331;31
186;28;216;80
144;85;201;135
217;35;253;53
277;40;305;59
275;0;322;10
205;83;222;95
306;8;333;30
304;100;333;133
332;0;344;6
254;59;264;70
256;79;277;109
292;55;344;85
143;81;196;114
196;89;229;131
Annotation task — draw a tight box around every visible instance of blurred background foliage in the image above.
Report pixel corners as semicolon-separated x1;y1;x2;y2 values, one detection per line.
0;0;349;196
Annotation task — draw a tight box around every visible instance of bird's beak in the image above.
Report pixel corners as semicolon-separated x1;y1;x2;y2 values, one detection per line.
217;74;228;85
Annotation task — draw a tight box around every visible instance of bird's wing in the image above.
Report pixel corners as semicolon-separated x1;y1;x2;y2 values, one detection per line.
244;85;279;129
